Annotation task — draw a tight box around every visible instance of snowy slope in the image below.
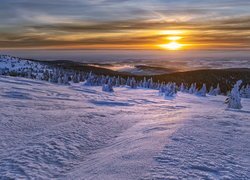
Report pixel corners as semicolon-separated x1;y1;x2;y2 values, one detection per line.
0;55;46;72
0;76;249;179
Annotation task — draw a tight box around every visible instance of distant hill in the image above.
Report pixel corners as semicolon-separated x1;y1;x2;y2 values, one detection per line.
1;55;250;94
151;69;250;94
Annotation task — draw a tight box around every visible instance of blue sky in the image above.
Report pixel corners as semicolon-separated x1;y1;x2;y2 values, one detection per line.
1;0;250;49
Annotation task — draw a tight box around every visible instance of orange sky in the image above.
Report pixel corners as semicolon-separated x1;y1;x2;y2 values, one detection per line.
1;0;250;50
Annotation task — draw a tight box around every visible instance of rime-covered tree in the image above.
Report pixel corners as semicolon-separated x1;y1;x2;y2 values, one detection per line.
126;77;131;86
102;78;114;92
58;76;62;84
130;77;137;89
100;75;106;85
240;84;250;98
180;83;186;92
209;83;220;96
63;74;69;85
72;73;79;83
215;83;221;95
196;84;207;97
164;82;177;98
142;77;148;88
159;85;165;96
226;80;242;109
138;80;143;88
148;78;153;89
115;76;120;87
84;72;95;86
208;86;214;95
189;83;197;94
120;77;126;86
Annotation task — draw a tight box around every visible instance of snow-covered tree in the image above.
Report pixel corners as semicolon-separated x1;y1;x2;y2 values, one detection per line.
148;78;153;89
240;84;250;98
159;85;165;96
226;80;242;109
72;73;79;83
130;77;137;89
115;76;120;87
100;75;106;85
208;86;214;95
63;74;69;85
164;82;177;98
142;77;148;88
84;72;95;86
138;80;143;88
126;77;131;86
58;76;63;84
102;78;114;92
208;83;220;96
215;83;221;95
180;83;186;92
196;84;207;97
189;83;197;94
156;81;161;90
120;77;126;86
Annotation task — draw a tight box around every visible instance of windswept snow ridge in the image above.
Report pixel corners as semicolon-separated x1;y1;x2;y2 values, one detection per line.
0;76;250;179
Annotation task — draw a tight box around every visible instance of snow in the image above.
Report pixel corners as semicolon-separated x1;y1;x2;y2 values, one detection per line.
0;75;249;179
0;55;45;72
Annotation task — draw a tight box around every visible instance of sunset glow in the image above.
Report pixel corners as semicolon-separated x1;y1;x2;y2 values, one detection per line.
159;42;183;50
159;33;184;50
0;1;250;50
167;36;182;41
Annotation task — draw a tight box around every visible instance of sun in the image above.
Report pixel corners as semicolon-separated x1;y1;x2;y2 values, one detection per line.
158;35;184;50
159;41;183;50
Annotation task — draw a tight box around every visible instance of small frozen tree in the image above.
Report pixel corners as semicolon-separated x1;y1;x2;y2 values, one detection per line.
115;76;120;87
208;86;214;95
245;84;250;98
126;77;131;86
100;75;106;85
164;83;177;98
102;78;114;92
119;77;126;86
189;83;194;94
156;81;161;90
159;85;165;96
130;77;137;89
148;78;153;89
240;84;250;98
138;80;143;88
142;77;148;88
196;84;207;97
84;72;95;86
215;83;221;95
226;80;242;109
58;76;63;84
208;83;220;96
63;74;69;85
72;73;79;83
180;83;186;92
77;73;81;82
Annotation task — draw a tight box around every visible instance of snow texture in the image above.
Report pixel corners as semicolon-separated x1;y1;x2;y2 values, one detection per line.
0;76;249;179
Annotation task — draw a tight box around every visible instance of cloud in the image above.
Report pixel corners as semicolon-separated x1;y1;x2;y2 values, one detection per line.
0;0;250;49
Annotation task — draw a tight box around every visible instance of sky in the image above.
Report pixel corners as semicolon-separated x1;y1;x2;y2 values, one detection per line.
1;0;250;50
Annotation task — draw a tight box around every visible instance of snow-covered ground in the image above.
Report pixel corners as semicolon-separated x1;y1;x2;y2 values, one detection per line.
0;55;46;72
0;76;249;179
